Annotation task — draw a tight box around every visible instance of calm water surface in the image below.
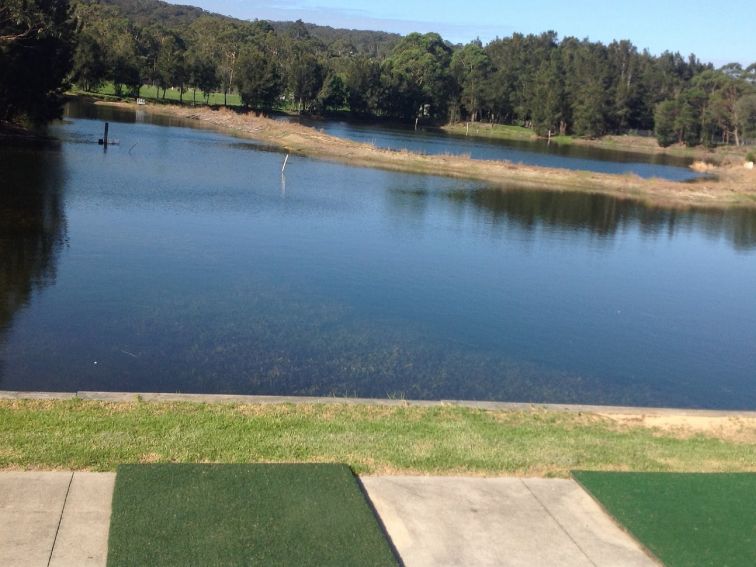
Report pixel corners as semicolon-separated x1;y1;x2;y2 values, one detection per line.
1;103;755;409
285;117;698;181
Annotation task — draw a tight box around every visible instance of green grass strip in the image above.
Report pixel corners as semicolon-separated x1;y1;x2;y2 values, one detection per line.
2;400;755;476
77;83;244;107
107;463;398;567
573;471;756;567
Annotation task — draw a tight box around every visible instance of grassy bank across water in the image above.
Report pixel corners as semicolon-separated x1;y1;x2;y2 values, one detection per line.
86;99;756;209
1;399;755;476
441;122;538;142
72;84;244;107
440;121;751;164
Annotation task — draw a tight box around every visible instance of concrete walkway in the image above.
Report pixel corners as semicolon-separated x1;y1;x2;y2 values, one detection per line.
0;472;114;567
0;472;654;566
362;476;656;566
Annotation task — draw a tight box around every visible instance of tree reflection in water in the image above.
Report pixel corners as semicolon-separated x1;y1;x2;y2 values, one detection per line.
389;185;756;251
0;140;67;387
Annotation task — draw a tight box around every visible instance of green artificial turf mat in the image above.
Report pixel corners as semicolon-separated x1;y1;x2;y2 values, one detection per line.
573;471;756;567
107;463;398;567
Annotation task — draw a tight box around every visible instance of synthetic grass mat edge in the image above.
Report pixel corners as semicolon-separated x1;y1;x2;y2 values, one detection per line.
107;463;399;567
572;471;756;567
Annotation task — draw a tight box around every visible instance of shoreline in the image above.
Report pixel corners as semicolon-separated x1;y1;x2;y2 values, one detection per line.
439;121;750;165
86;98;756;210
4;389;756;418
2;393;754;475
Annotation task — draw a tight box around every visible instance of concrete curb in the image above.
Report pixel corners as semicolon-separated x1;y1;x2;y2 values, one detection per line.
2;390;755;418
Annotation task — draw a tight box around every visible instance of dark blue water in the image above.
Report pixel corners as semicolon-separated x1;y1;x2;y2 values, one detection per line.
1;102;754;409
285;117;698;181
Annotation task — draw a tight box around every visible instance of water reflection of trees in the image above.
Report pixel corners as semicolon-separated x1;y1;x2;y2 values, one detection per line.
0;142;67;385
393;186;756;250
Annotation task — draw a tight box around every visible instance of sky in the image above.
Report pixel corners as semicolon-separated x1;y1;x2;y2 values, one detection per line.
177;0;755;66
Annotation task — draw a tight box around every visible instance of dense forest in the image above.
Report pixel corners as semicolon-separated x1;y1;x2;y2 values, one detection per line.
3;0;756;147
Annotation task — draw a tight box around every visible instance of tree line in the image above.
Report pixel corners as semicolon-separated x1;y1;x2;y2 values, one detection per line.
3;0;756;148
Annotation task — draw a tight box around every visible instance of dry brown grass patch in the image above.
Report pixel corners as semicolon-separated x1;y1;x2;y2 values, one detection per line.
601;413;756;443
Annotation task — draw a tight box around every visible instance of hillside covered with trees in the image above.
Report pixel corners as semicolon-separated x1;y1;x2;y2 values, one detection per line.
3;0;755;148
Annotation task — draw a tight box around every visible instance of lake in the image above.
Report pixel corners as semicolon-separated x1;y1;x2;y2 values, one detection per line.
1;102;755;409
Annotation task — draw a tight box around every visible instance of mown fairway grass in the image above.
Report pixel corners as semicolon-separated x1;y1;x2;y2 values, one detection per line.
573;472;756;567
1;399;755;476
107;463;398;567
79;82;243;106
441;121;537;141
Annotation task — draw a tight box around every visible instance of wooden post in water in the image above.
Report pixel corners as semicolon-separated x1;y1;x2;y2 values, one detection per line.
414;117;418;131
103;122;109;149
466;122;469;136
